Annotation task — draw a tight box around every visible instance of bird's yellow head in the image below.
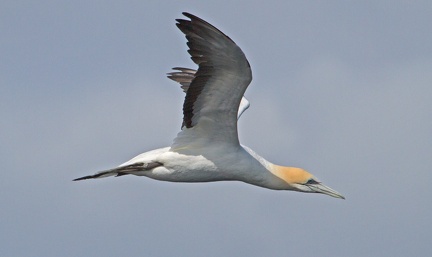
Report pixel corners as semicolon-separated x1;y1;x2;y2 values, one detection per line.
271;165;345;199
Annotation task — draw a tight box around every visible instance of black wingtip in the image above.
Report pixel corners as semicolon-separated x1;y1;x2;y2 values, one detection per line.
73;175;94;181
177;12;201;24
182;12;200;21
182;12;192;17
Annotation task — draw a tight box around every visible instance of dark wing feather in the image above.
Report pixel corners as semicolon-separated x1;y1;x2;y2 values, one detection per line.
172;13;252;149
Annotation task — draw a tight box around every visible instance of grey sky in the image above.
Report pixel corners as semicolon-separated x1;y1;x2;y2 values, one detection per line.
1;1;431;256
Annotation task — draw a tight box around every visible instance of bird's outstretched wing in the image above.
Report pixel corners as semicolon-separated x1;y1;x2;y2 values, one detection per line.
171;12;252;150
167;67;250;120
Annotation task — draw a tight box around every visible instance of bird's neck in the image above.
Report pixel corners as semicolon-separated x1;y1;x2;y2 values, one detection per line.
240;145;308;189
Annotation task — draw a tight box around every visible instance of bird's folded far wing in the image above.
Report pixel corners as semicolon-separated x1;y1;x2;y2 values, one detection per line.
167;67;250;120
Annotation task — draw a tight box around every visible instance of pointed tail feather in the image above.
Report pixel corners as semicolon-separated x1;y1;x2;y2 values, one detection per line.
73;162;163;181
73;171;117;181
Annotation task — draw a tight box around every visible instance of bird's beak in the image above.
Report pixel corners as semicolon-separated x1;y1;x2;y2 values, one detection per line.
307;183;345;199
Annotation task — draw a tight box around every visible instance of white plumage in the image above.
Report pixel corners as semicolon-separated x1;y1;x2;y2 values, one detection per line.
74;12;344;199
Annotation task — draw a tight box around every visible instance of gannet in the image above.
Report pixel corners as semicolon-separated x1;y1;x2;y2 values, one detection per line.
74;12;345;199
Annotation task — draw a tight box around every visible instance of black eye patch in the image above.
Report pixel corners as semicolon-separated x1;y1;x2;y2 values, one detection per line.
306;178;320;185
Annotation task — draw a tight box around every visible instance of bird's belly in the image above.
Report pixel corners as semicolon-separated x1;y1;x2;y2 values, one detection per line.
144;153;234;183
146;168;231;183
146;164;235;182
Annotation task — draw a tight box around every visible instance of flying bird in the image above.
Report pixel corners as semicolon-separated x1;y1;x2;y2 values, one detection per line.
74;12;345;199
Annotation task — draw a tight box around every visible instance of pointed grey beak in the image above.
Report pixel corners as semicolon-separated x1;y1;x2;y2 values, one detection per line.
307;183;345;199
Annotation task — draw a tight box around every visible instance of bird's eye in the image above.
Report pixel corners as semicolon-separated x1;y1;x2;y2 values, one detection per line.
306;178;319;185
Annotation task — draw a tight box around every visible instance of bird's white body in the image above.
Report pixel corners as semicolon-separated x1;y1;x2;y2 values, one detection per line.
117;145;288;190
75;13;344;199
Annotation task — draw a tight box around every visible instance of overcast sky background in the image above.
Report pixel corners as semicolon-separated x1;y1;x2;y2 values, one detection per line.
1;1;431;256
